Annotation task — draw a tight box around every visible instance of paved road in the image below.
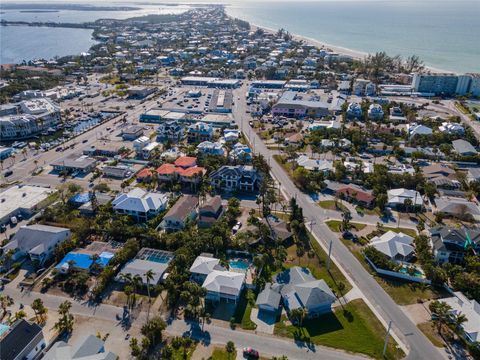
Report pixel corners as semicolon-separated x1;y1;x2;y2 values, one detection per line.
233;84;442;360
167;319;366;360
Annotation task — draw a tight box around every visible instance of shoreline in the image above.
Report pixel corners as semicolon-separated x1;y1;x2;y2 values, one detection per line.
226;9;452;74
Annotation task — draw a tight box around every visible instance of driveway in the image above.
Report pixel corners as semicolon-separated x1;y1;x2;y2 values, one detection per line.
250;308;276;334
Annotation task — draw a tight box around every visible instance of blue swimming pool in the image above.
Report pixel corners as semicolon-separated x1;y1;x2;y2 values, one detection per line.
399;267;423;277
56;251;114;270
0;323;10;337
229;260;249;271
147;254;173;264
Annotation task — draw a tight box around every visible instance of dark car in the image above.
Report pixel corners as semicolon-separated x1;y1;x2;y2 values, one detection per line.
3;170;13;177
243;348;259;359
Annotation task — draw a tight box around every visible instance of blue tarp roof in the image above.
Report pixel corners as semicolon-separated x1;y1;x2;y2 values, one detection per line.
69;192;92;204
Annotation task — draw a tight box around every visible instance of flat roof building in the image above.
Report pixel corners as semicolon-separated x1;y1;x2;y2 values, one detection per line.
0;185;52;225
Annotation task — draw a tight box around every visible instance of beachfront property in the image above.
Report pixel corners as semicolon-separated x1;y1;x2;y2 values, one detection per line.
271;91;330;118
412;73;479;96
112;188;169;222
1;224;71;266
117;248;174;285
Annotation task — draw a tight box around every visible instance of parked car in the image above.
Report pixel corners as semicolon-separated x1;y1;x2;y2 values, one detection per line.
243;348;259;359
3;170;13;177
232;221;242;233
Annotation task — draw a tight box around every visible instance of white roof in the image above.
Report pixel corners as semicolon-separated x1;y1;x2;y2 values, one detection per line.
202;270;245;296
443;292;480;342
387;188;423;206
297;155;333;171
370;231;414;259
112;188;168;213
0;185;52;222
189;255;220;275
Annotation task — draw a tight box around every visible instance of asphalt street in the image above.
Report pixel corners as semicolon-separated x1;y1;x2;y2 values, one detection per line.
232;84;443;360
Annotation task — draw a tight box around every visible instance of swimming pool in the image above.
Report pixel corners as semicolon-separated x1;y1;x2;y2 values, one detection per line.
147;254;173;264
399;267;423;277
56;251;114;270
0;323;10;337
229;260;249;271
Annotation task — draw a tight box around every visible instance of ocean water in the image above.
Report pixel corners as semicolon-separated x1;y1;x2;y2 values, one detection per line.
227;0;480;74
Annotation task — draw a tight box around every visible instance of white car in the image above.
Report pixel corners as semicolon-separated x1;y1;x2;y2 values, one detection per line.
232;221;242;233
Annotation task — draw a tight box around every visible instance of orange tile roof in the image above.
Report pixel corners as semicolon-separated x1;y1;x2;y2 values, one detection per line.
174;156;197;168
178;167;206;177
156;163;177;175
137;168;153;178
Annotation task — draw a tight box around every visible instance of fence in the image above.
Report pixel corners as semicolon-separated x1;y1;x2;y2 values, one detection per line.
364;255;432;284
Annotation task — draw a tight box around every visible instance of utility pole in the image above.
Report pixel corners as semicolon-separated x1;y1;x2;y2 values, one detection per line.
327;239;333;271
383;320;392;357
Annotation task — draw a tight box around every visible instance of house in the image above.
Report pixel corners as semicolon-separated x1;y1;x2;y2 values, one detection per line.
256;283;282;313
285;133;304;148
335;183;375;208
433;196;480;221
141;141;160;160
273;266;336;318
121;125;144;140
190;254;222;283
346;102;362;118
203;270;245;303
422;164;459;189
209;165;259;192
156;156;206;187
187;122;213;143
160;195;198;231
112;188;169;222
2;224;71;266
133;136;150;152
367;104;384;120
230;143;252;162
429;226;480;264
136;168;153;182
198;196;224;228
197;141;225;156
43;334;117;360
0;319;45;360
296;155;333;173
117;248;174;285
439;122;464;135
452;139;477;156
443;292;480;343
157;121;184;143
407;123;433;138
370;231;415;262
467;168;480;183
387;188;423;209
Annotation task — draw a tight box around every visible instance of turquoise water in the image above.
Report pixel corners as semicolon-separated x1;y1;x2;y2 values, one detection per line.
56;251;113;270
229;260;249;270
147;254;173;264
399;267;423;277
227;0;480;73
0;323;10;337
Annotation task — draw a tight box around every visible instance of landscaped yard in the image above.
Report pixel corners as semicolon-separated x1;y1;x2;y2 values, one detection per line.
285;239;352;294
417;322;445;348
325;220;367;232
382;226;417;238
171;342;197;360
318;200;348;212
210;348;236;360
274;299;405;359
232;289;257;330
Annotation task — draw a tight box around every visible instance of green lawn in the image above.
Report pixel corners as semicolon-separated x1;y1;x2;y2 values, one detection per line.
318;200;348;212
274;299;404;359
210;348;236;360
355;206;381;216
171;343;197;360
325;220;367;232
383;226;417;238
417;322;445;348
232;289;257;330
286;239;352;294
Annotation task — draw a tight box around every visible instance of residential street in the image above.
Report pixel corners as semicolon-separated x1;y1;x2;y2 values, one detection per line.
232;84;443;360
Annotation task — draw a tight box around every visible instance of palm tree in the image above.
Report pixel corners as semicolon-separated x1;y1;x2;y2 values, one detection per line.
31;298;47;323
430;301;452;338
0;295;14;320
132;274;143;308
120;273;133;307
145;270;155;304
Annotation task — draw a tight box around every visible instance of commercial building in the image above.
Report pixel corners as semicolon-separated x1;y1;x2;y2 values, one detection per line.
140;109;186;124
0;185;52;226
412;73;480;96
51;154;97;175
272;91;330;118
121;125;144;140
126;86;156;99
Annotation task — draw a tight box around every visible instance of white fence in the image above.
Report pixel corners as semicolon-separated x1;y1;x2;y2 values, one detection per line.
364;256;432;285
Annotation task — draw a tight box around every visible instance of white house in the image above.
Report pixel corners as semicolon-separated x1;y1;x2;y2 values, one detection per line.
367;103;384;120
439;122;464;135
370;231;415;262
203;270;245;303
407;123;433;138
197;141;225;156
443;292;480;343
387;188;423;208
296;155;333;172
2;224;71;266
112;188;169;222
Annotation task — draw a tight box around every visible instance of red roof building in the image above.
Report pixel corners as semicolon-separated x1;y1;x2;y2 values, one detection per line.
174;156;197;169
